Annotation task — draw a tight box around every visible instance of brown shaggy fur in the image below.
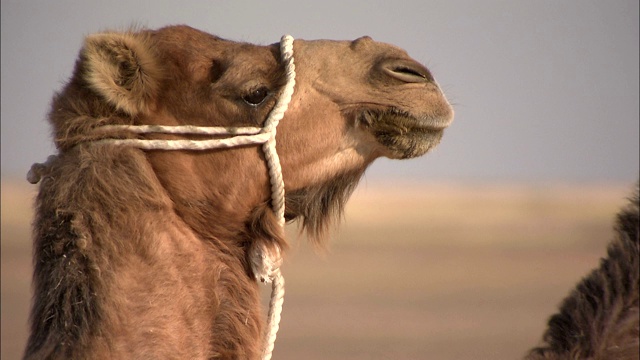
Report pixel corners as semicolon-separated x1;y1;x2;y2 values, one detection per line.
526;183;639;360
25;25;453;359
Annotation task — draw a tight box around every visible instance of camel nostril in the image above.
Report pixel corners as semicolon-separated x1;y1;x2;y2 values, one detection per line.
382;60;434;84
392;66;427;80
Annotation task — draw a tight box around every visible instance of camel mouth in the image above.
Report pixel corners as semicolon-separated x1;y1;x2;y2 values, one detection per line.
357;108;447;159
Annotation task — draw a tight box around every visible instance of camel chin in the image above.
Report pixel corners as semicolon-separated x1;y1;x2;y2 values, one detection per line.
357;108;446;159
380;127;444;159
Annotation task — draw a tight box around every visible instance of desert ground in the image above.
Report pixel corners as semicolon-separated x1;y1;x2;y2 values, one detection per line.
1;177;633;359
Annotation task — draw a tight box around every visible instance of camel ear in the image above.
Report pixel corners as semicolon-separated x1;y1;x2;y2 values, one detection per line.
82;31;161;116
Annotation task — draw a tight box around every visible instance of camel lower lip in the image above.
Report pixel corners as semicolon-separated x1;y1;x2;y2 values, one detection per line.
360;108;450;132
353;107;450;158
380;114;448;135
409;113;453;132
374;126;444;159
406;120;448;132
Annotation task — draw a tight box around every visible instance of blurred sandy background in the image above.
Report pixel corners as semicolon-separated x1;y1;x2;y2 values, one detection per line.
2;178;633;359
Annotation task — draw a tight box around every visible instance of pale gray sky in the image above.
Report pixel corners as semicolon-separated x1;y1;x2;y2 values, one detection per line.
2;0;638;183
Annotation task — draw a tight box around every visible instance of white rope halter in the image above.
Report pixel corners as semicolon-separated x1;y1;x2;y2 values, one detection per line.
29;35;295;360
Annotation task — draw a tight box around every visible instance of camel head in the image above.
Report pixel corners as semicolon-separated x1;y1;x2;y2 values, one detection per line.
51;25;453;243
28;25;454;359
291;35;453;161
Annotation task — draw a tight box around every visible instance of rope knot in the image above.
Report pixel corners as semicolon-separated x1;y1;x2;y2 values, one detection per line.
250;243;283;283
27;155;59;184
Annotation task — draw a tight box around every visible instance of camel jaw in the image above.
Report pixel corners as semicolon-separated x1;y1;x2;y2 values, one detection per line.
357;108;450;159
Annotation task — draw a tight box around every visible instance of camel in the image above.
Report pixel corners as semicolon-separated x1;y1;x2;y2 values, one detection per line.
526;183;639;360
24;25;453;359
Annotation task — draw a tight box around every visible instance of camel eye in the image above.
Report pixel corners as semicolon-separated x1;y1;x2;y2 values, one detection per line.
243;87;269;106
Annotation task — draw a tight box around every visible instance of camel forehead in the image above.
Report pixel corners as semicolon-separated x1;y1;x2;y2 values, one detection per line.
155;25;223;43
294;36;410;61
154;25;275;57
153;26;410;64
152;26;280;79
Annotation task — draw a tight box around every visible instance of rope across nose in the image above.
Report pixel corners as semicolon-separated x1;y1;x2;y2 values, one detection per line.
28;34;296;360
